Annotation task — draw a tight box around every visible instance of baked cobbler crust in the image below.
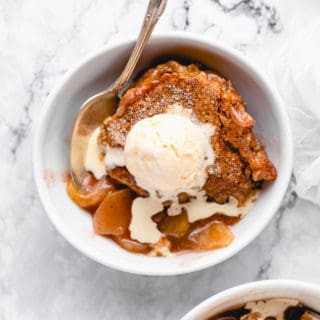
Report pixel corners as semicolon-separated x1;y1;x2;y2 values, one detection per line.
99;60;276;206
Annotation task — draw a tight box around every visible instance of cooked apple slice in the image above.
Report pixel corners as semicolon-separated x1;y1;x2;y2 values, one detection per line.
67;175;115;211
158;211;190;238
189;221;234;250
94;189;133;236
112;235;150;254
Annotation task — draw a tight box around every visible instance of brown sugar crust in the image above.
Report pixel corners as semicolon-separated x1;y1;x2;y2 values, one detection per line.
99;60;277;205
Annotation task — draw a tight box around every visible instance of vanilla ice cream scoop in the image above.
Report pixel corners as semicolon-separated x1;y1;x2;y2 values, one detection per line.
124;113;215;199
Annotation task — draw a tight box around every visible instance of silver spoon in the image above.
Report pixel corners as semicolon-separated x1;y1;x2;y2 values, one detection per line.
70;0;167;187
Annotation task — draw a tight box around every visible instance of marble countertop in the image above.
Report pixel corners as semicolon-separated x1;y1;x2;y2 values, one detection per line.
1;0;320;319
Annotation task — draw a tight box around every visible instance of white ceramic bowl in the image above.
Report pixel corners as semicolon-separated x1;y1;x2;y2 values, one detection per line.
33;32;293;275
182;280;320;319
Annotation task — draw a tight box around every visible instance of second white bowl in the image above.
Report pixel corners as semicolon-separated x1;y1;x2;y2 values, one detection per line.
182;280;320;319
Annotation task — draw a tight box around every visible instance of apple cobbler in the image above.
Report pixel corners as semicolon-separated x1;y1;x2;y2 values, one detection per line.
67;60;276;256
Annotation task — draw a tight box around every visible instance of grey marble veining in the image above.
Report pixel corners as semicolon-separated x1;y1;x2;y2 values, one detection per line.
1;0;320;319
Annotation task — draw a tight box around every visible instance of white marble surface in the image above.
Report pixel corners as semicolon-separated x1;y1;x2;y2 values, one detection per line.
1;0;320;319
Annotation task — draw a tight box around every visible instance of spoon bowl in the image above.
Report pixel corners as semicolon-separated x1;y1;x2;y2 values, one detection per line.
70;92;117;186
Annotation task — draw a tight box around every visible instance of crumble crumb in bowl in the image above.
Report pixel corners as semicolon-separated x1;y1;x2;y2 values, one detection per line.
33;32;293;275
182;280;320;320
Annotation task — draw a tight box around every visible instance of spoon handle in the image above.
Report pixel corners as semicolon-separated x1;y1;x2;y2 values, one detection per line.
111;0;168;91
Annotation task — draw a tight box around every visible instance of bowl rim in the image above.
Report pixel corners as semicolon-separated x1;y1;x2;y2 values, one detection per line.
33;31;293;275
181;279;320;319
